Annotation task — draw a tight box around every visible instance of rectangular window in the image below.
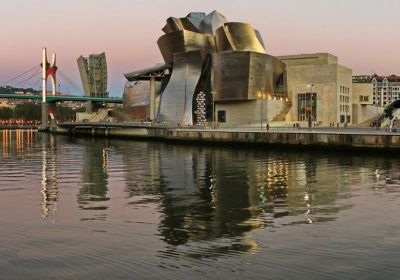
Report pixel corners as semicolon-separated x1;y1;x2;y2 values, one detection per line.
340;115;345;123
297;92;317;122
217;110;226;123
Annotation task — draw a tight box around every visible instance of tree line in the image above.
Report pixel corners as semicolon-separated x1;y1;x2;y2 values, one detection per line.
0;103;86;122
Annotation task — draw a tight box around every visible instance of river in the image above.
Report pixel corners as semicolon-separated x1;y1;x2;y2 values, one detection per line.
0;129;399;279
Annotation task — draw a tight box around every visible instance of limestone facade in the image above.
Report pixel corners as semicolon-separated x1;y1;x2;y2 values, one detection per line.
277;53;353;126
215;99;285;128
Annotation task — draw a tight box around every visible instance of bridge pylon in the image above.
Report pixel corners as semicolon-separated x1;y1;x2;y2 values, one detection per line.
40;48;58;131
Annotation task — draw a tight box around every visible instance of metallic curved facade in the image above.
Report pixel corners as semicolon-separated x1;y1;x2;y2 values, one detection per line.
215;23;266;53
123;80;161;108
157;30;215;65
213;52;286;101
124;11;287;125
157;51;203;125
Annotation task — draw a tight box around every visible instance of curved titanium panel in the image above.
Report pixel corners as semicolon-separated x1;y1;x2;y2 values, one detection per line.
157;30;215;65
212;51;252;101
217;23;266;54
255;30;266;50
186;12;206;31
200;10;227;34
215;27;233;52
123;80;161;108
213;51;286;101
157;51;203;125
264;54;286;94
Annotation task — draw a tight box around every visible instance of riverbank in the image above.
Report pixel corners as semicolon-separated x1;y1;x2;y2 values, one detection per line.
49;122;400;151
0;125;38;130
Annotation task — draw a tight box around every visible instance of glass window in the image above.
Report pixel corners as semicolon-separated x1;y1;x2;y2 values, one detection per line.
297;93;317;122
217;110;226;123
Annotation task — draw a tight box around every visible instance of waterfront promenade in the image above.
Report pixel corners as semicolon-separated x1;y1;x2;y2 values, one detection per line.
54;122;400;150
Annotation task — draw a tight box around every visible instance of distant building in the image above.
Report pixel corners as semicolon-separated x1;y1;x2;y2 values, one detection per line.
278;53;352;126
371;74;400;107
77;53;108;98
352;75;377;125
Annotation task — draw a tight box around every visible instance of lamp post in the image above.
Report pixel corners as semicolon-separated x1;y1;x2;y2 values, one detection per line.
257;91;266;130
210;91;216;128
307;84;315;128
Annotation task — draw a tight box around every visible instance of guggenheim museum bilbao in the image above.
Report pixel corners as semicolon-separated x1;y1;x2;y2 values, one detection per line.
116;11;373;127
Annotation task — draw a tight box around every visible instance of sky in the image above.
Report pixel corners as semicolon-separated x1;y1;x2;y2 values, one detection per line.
0;0;399;96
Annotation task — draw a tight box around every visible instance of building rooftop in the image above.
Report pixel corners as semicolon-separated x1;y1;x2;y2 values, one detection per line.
277;53;338;66
373;74;400;82
124;64;171;82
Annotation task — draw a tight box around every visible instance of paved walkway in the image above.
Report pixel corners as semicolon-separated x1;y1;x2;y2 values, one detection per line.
59;122;400;136
175;127;400;136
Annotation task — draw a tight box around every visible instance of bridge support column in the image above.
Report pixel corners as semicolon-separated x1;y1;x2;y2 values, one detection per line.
86;101;93;113
41;102;48;131
150;76;156;120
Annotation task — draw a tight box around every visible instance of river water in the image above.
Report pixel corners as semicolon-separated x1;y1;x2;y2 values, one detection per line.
0;129;399;279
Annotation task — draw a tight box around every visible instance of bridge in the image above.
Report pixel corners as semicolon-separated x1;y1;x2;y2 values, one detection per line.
0;93;123;103
0;48;124;130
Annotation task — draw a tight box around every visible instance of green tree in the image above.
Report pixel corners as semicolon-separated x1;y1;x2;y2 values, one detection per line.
14;103;41;120
0;107;14;120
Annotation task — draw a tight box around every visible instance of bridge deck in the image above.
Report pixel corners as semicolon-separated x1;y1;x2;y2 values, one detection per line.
0;93;123;103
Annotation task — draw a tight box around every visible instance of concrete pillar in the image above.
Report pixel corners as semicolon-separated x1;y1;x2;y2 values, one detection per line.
41;102;48;131
86;101;93;113
42;48;47;103
150;76;156;120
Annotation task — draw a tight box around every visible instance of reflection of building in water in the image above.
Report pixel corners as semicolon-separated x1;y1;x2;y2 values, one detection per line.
157;146;262;255
119;141;161;197
40;134;59;220
248;154;289;216
77;138;109;220
155;147;364;255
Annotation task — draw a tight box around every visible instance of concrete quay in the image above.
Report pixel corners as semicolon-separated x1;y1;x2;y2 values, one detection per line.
52;122;400;151
0;125;38;130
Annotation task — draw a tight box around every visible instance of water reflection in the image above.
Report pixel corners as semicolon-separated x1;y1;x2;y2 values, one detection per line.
40;134;58;220
77;138;110;221
1;131;400;267
148;148;356;258
1;129;35;158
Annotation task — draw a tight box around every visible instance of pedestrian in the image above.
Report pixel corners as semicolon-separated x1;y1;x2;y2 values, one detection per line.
266;123;270;132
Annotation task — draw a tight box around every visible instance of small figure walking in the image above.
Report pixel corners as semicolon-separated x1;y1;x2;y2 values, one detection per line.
266;123;270;132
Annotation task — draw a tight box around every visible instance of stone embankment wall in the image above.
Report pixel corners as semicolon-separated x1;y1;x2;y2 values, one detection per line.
53;123;400;150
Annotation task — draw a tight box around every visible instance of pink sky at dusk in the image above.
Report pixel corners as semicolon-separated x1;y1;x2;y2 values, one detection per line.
0;0;399;96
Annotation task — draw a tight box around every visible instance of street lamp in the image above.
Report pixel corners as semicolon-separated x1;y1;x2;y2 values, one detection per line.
257;91;266;130
210;91;216;128
307;84;315;128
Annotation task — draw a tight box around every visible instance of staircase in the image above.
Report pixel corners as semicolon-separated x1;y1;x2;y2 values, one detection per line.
272;101;292;122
